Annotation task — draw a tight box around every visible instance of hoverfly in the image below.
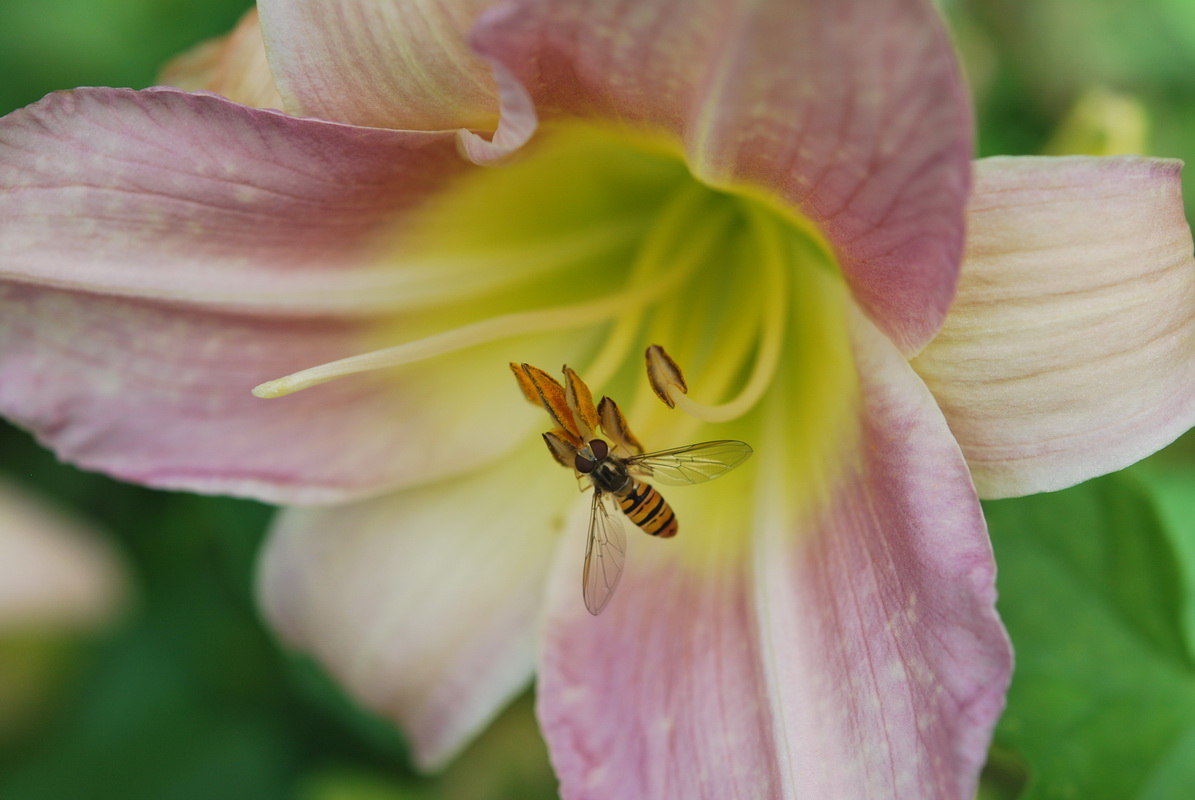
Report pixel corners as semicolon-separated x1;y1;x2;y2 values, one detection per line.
512;362;752;615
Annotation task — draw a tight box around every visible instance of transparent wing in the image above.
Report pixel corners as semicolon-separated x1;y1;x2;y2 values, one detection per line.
582;489;627;616
625;440;753;486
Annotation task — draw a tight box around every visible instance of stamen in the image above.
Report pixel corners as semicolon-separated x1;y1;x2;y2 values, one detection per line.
645;344;687;408
543;429;582;467
578;200;701;388
649;205;791;423
520;363;580;438
562;366;601;441
252;184;729;399
597;395;645;455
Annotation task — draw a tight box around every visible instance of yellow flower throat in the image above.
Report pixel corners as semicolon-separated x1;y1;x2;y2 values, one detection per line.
252;123;861;526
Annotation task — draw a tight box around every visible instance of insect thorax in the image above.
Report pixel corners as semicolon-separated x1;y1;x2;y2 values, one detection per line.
591;458;631;494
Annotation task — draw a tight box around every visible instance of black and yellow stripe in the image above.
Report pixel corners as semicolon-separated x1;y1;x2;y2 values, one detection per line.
617;480;678;538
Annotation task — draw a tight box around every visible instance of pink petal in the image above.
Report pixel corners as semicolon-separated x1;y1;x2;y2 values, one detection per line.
158;8;285;110
0;87;469;311
0;282;581;503
456;59;538;165
0;87;663;501
257;0;498;129
759;312;1012;796
0;87;496;501
257;443;562;768
537;312;1010;799
911;156;1195;499
0;480;128;631
538;503;786;797
471;0;972;353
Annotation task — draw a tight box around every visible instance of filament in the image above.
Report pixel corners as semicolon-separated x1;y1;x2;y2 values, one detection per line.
581;187;719;388
253;184;728;399
667;204;790;423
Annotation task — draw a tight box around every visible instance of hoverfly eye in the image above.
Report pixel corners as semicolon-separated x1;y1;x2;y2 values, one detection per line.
589;439;609;460
575;453;596;474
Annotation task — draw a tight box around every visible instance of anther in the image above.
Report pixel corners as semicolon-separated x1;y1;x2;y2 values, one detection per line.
645;344;687;408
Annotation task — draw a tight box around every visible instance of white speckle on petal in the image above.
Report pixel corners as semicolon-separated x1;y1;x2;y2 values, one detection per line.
583;765;608;790
561;685;588;707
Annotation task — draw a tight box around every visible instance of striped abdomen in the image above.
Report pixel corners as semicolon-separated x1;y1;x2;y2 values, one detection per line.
617;479;678;538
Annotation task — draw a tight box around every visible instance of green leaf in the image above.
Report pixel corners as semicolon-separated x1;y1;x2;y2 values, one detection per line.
985;465;1195;799
1132;461;1195;661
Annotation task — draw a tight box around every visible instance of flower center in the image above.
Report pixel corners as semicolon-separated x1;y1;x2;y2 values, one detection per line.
252;122;860;498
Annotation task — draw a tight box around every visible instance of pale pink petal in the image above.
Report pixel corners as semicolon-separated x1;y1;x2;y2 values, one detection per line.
456;60;538;165
0;87;472;312
754;312;1012;797
0;480;128;631
158;8;285;110
0;282;586;503
471;0;971;353
911;156;1195;499
257;443;562;768
538;312;1010;799
0;87;656;501
538;496;787;797
257;0;498;129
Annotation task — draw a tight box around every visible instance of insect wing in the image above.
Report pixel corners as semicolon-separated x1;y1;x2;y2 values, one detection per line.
582;489;627;615
625;440;753;486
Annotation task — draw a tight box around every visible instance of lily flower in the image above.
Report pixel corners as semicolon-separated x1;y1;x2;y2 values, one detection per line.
1;2;1194;798
0;480;127;633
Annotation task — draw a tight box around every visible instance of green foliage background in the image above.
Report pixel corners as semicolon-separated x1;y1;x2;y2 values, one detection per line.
2;1;1195;798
